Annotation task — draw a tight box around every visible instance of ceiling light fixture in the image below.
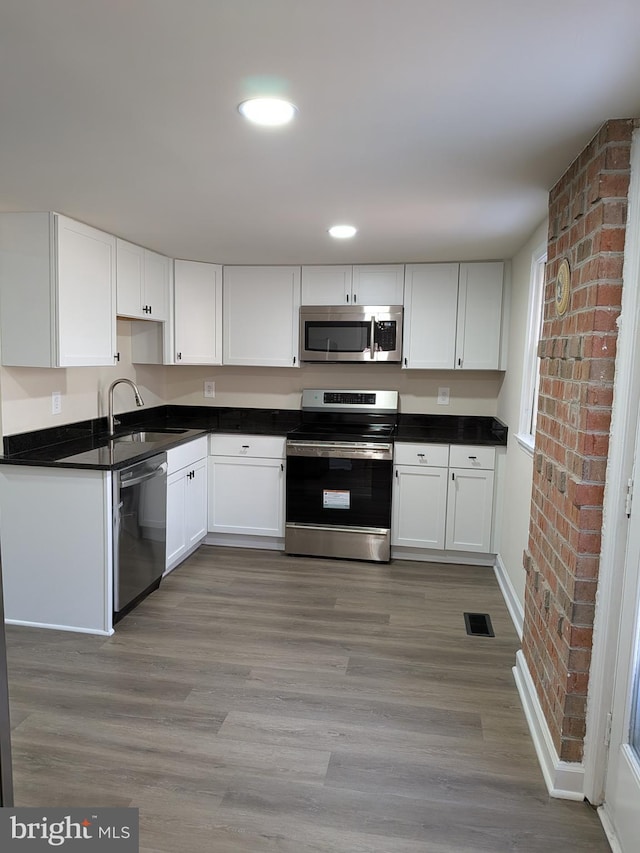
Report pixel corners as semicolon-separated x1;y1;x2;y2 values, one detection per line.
328;224;357;239
238;97;297;126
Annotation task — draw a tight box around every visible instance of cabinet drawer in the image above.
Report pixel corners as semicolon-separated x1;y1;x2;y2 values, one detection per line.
394;443;449;467
167;435;208;474
449;444;495;470
209;433;286;459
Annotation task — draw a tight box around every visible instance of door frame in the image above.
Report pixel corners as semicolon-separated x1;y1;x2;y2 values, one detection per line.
583;127;640;806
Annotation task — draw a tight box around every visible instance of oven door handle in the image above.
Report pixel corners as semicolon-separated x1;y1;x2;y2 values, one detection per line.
286;441;392;460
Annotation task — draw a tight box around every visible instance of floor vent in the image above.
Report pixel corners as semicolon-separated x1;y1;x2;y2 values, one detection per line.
464;612;495;637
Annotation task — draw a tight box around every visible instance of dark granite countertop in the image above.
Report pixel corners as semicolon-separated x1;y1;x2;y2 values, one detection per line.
0;405;507;471
395;414;507;446
0;405;300;471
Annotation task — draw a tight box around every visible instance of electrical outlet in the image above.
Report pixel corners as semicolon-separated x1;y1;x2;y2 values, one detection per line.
52;391;62;415
437;387;450;405
204;380;215;398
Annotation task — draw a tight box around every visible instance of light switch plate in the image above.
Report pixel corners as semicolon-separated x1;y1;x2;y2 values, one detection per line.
204;380;215;398
437;387;450;405
52;391;62;415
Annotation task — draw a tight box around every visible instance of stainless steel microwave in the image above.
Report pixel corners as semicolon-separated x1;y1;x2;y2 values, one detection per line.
300;305;403;363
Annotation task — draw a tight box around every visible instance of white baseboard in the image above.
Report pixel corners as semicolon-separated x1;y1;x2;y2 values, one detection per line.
494;553;524;639
390;546;495;566
513;649;585;800
5;618;113;637
204;533;285;551
597;805;623;853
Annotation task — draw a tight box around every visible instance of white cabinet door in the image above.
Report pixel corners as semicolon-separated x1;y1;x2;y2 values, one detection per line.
301;265;403;306
208;455;284;536
352;264;405;305
116;238;145;318
392;465;448;549
185;457;207;547
403;263;459;369
56;215;116;367
445;467;495;552
166;440;208;571
166;469;187;568
455;261;504;370
116;240;170;321
301;265;353;305
143;249;170;321
223;266;301;367
174;260;223;364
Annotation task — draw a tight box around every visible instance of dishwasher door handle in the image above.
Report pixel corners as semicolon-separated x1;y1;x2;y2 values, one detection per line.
120;462;167;489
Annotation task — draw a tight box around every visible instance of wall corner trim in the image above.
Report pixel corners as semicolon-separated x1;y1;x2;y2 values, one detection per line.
494;554;524;639
513;649;585;800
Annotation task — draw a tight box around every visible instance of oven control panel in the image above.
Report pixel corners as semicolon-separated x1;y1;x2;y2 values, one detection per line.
323;392;376;405
302;389;399;413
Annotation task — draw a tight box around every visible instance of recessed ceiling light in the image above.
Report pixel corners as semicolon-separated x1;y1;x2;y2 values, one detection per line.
328;224;357;239
238;97;297;126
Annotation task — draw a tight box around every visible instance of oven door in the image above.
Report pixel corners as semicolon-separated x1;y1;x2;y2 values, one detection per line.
285;441;393;561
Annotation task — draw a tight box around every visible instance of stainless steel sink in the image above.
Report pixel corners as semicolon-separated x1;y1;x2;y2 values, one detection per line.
114;428;188;443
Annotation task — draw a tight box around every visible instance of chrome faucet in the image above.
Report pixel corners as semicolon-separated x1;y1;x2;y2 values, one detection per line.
107;378;144;436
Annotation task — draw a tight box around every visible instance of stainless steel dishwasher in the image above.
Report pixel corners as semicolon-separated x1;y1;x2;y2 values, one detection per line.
113;453;167;622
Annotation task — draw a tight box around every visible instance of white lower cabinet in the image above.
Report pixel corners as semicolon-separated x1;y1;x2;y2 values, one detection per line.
392;442;496;556
166;436;208;572
445;445;496;553
392;444;449;549
208;434;285;541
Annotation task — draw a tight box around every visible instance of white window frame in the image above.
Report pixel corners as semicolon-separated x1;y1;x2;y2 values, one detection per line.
517;242;547;454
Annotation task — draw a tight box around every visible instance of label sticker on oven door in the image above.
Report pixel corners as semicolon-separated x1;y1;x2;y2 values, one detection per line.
323;489;350;509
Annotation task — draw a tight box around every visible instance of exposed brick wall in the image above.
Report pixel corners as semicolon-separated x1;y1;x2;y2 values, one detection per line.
522;119;639;763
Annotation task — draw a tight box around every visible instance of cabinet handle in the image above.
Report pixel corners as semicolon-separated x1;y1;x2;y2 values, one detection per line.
148;305;152;314
417;453;425;458
176;352;182;361
458;357;462;367
114;352;120;362
242;445;250;449
353;293;357;303
404;357;407;367
346;293;349;303
395;469;398;479
452;472;455;481
281;463;284;471
468;455;477;460
293;355;296;365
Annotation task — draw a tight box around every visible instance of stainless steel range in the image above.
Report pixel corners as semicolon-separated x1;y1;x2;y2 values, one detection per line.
285;389;398;562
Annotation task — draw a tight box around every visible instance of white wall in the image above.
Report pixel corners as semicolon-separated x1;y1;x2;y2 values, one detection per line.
164;363;504;415
496;217;548;608
0;320;167;436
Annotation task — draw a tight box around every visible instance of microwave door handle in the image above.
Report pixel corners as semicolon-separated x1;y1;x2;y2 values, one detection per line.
370;316;376;360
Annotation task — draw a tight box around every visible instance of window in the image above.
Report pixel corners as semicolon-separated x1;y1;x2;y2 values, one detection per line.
517;244;546;454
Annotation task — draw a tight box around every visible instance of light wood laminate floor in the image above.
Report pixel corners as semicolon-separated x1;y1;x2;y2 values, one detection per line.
6;547;610;852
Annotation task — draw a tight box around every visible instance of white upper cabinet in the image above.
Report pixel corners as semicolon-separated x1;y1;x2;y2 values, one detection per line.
116;238;170;321
0;212;116;367
455;261;505;370
403;261;505;371
352;264;405;305
174;260;222;365
301;265;353;305
301;264;404;305
403;263;459;369
223;266;301;367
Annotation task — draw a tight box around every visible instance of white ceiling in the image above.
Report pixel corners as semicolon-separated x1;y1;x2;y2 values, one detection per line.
2;0;640;265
